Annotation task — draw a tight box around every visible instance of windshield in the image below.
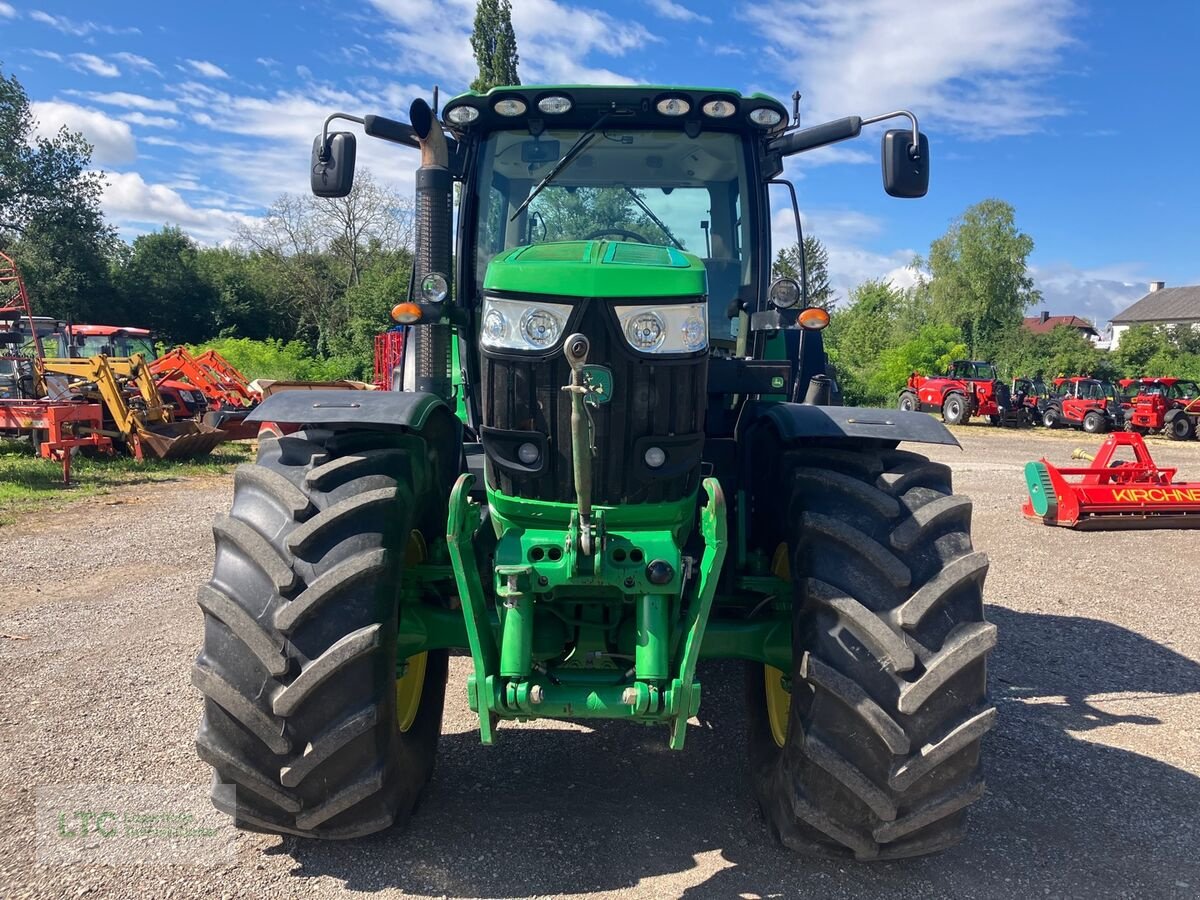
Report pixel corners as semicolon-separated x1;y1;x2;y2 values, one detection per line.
72;334;157;359
473;128;752;343
952;362;997;380
1169;381;1199;400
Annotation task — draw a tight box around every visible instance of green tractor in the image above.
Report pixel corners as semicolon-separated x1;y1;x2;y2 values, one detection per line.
192;85;995;860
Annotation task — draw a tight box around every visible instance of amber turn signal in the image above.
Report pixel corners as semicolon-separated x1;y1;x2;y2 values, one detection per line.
797;307;830;330
391;302;423;324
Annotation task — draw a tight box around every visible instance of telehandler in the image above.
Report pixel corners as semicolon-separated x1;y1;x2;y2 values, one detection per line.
193;85;994;860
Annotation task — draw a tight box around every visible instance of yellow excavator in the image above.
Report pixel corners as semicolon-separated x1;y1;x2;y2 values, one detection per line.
35;353;224;460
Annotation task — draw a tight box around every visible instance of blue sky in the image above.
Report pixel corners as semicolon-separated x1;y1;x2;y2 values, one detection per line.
2;0;1198;326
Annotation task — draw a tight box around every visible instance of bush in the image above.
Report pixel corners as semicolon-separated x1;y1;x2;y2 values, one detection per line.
186;337;359;383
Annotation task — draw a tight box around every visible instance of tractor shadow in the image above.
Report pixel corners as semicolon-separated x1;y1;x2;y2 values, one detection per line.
280;608;1200;898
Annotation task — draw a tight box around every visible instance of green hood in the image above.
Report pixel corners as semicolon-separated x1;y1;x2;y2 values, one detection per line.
483;241;708;299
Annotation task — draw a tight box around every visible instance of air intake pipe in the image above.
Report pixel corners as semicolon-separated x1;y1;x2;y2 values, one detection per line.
402;98;454;399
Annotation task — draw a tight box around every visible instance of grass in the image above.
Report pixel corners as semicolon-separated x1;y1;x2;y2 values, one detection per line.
0;438;253;523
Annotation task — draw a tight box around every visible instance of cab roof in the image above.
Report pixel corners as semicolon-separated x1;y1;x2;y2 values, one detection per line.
72;324;151;336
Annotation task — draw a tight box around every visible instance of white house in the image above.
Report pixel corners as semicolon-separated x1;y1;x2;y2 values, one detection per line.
1109;281;1200;349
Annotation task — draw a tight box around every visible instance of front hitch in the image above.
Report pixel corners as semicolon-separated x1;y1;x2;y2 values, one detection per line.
562;333;596;555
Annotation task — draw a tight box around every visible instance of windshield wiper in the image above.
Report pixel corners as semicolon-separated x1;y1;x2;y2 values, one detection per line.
623;187;683;250
510;107;614;223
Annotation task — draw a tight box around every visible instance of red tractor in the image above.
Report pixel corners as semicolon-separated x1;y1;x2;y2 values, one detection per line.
1121;376;1199;440
1041;376;1122;433
1011;375;1051;426
898;359;1013;425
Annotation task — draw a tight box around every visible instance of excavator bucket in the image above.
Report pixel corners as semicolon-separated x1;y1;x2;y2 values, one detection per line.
136;421;226;460
1023;431;1200;529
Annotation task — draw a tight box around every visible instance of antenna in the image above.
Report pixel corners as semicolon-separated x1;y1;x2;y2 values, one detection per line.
791;91;802;127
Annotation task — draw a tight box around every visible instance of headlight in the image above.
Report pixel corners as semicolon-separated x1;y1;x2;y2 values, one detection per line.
494;97;527;117
480;296;573;351
445;105;479;125
769;277;802;308
616;302;708;354
656;96;691;117
749;107;783;127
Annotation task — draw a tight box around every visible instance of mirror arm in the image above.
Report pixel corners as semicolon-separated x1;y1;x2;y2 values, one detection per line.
861;109;921;158
319;112;365;161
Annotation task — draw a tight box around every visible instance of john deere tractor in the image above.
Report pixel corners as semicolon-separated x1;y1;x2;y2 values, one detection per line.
192;85;995;860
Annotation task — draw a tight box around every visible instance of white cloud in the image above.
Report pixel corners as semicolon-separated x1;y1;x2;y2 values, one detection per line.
367;0;654;86
71;53;121;78
1029;262;1147;326
113;52;160;76
648;0;712;23
72;91;179;113
29;10;138;36
120;112;178;129
256;57;280;68
743;0;1075;137
184;59;230;79
102;171;258;244
0;3;16;18
30;100;137;166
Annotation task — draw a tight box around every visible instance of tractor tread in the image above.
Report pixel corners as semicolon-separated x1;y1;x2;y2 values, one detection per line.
196;733;301;813
272;624;382;716
274;549;389;634
803;732;898;822
305;449;408;490
792;469;901;519
211;515;296;592
873;779;984;845
748;445;993;860
294;767;385;831
890;707;998;791
898;622;997;715
889;495;973;552
280;705;379;788
799;512;911;590
806;578;915;673
787;796;876;860
801;654;910;755
192;663;289;754
234;464;314;519
891;551;990;629
286;488;400;555
196;584;288;676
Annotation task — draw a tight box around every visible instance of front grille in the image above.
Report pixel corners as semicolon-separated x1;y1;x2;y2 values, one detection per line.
480;299;707;505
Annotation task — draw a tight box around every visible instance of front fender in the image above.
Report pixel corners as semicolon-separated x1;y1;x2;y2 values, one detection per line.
748;401;960;447
245;388;448;431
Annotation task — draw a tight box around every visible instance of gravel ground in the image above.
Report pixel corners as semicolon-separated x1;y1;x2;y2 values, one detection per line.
1;429;1199;899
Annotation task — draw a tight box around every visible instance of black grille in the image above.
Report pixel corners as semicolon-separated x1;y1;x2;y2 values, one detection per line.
480;299;706;505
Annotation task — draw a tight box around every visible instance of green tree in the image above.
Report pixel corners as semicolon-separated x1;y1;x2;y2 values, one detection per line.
470;0;520;93
924;199;1038;357
826;279;901;404
0;64;118;321
114;227;217;344
873;324;969;401
772;235;834;308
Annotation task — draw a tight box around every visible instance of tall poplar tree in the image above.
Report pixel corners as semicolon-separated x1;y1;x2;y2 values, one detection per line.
470;0;520;93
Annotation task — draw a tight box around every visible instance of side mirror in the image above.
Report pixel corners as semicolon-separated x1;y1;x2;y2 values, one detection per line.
311;131;357;198
882;128;929;198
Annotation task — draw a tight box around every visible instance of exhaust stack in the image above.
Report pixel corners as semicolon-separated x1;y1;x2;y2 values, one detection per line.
403;97;454;400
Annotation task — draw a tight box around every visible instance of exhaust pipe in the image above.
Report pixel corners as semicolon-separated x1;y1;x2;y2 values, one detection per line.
403;97;454;400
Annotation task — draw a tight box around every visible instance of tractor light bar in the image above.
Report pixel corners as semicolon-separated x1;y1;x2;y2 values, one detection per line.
798;307;831;330
749;107;783;127
446;105;480;125
494;97;527;117
537;95;573;115
655;96;691;117
701;99;736;118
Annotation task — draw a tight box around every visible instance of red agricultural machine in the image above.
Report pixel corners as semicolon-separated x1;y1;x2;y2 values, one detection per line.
1120;377;1198;440
149;345;261;439
0;251;113;481
1040;376;1122;433
1024;431;1200;528
898;359;1015;425
1010;375;1051;426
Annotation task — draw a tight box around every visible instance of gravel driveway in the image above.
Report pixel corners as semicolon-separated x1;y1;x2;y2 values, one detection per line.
1;430;1198;899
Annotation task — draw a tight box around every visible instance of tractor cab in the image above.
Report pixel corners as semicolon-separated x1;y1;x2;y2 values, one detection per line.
948;360;999;382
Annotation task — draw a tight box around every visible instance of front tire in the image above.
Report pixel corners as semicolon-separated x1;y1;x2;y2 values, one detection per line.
747;446;995;859
941;394;968;426
1043;405;1062;429
898;391;918;413
1082;410;1108;434
192;428;449;838
1167;412;1196;441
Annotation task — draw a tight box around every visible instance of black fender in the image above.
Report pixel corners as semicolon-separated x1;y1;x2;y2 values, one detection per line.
744;400;960;448
246;388;449;431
